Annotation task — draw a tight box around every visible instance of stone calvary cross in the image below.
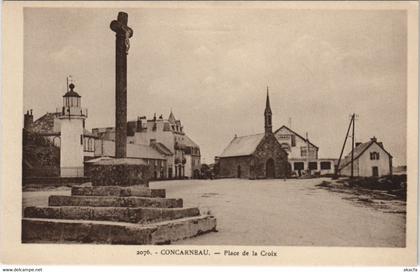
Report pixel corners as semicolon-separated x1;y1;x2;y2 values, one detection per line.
21;11;216;246
110;12;133;158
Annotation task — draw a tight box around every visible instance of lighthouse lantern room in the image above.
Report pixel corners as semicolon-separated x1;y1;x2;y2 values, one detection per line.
58;82;87;177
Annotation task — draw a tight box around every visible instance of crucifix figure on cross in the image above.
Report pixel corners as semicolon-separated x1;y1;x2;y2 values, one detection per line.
110;12;133;54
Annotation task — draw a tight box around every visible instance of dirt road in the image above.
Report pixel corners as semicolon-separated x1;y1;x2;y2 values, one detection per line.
22;178;405;247
150;178;406;247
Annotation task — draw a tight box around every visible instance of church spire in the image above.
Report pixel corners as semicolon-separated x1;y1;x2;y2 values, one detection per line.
265;86;271;114
168;109;176;124
264;86;272;134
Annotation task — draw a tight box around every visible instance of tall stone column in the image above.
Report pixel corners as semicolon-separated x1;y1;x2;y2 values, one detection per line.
110;12;133;158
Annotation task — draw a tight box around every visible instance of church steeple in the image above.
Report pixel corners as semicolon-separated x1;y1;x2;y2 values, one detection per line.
264;86;272;135
168;109;176;124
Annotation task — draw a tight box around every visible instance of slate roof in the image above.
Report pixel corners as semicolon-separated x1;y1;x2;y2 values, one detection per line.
338;139;392;170
182;135;199;148
96;140;166;160
168;111;176;124
151;142;173;156
127;143;166;160
219;133;265;158
31;112;58;133
31;112;97;138
83;129;97;138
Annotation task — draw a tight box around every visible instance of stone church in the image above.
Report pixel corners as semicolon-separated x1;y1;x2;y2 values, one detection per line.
217;90;289;179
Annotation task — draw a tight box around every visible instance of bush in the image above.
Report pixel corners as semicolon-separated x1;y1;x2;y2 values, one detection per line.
316;180;332;187
346;175;406;191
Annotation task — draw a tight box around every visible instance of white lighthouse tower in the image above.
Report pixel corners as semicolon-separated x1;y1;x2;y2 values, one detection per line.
58;82;87;177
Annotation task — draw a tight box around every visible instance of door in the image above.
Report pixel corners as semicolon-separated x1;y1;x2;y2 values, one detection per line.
178;165;182;178
168;168;172;179
266;158;275;178
372;166;379;177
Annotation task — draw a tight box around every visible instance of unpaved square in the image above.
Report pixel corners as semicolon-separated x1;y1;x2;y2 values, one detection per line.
150;178;406;247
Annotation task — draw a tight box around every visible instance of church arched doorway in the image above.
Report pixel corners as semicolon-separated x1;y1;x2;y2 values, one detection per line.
266;158;275;178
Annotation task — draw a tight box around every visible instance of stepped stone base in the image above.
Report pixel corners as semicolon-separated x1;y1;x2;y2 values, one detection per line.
49;195;183;208
71;186;165;198
22;215;216;244
22;175;217;244
24;206;200;223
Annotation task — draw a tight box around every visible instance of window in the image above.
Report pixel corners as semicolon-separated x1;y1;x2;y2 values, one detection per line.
308;162;317;170
88;138;93;151
370;152;380;160
320;161;331;170
300;147;307;157
281;143;290;151
291;135;296;147
294;162;304;170
84;138;88;151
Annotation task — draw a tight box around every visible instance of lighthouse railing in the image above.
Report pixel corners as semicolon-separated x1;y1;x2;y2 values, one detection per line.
56;107;88;118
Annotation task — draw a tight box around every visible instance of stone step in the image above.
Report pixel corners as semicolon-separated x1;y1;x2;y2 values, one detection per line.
49;195;182;208
22;215;217;244
71;186;166;198
24;206;199;224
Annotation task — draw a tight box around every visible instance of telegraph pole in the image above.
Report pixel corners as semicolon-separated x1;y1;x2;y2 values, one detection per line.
306;132;310;175
350;114;355;179
336;113;358;178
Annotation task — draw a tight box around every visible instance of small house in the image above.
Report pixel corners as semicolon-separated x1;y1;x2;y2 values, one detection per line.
338;137;393;177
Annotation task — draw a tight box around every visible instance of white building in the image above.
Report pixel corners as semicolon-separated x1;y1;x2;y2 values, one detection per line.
338;137;393;177
93;139;168;179
274;125;336;176
57;83;88;177
92;111;201;179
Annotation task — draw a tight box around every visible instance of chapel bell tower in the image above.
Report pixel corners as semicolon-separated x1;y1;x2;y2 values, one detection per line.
58;81;87;177
264;87;272;135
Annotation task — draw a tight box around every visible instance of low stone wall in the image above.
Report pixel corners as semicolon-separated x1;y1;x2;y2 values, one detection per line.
23;176;90;186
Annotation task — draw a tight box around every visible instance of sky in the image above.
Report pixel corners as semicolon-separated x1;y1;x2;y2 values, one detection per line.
24;7;407;165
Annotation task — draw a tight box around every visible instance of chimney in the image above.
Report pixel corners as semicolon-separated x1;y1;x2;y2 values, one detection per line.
136;117;142;132
24;109;34;130
152;113;157;131
355;142;362;147
127;121;135;136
